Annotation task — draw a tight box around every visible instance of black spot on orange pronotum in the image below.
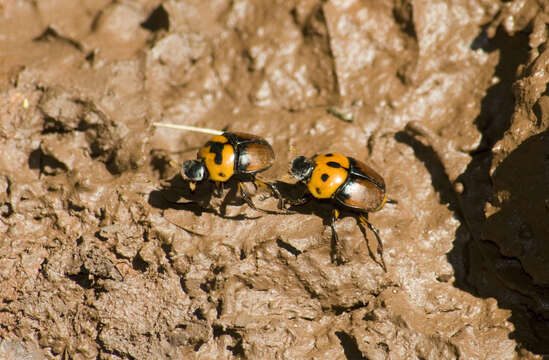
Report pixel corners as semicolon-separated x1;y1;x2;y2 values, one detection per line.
208;142;225;165
321;173;329;181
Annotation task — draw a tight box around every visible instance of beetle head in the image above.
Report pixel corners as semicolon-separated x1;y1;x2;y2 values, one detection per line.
182;160;206;182
290;156;314;181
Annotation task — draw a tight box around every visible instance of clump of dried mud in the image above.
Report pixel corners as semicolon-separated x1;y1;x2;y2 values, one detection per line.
1;0;549;359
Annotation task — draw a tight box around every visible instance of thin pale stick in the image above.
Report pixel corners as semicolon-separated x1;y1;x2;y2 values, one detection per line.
152;122;223;135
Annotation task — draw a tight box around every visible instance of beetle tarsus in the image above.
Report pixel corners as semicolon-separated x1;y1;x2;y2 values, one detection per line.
358;214;386;272
213;181;223;197
330;209;345;265
287;195;311;209
254;178;285;210
238;182;283;215
238;182;260;211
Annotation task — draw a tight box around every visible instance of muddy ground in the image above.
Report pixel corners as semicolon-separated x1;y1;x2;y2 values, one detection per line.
1;0;549;359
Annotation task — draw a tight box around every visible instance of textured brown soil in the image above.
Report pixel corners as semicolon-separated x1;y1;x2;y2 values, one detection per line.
1;0;549;359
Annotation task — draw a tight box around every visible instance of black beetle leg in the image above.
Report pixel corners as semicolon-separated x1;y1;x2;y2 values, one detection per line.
358;214;387;272
213;181;223;197
253;178;284;210
289;196;311;208
217;183;261;220
330;209;343;265
238;182;281;215
386;198;398;205
218;184;231;217
237;182;259;211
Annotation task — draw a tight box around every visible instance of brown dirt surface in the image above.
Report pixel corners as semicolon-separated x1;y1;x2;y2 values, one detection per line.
1;0;549;359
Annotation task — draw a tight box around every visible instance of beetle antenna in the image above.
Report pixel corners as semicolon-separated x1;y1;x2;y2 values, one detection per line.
152;122;223;135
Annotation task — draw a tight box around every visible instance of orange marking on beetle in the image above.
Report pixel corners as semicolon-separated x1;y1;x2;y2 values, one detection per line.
307;162;348;199
199;139;235;182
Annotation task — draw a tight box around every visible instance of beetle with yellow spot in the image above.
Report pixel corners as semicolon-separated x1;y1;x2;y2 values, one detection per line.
182;132;282;212
290;153;389;269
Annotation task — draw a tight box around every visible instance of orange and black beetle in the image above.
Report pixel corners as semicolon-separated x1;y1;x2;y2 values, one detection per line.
290;153;388;268
182;132;282;212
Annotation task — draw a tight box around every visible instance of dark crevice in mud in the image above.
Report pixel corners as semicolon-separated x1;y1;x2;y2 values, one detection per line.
200;277;216;293
301;5;327;37
85;50;96;65
1;202;13;218
180;278;189;294
393;0;417;40
212;324;224;338
132;253;150;272
3;176;11;196
160;242;174;267
141;5;170;32
94;230;108;242
298;4;340;98
227;338;245;358
157;264;167;274
88;138;107;160
33;26;84;52
97;208;106;222
376;341;389;353
335;331;367;360
299;281;320;300
42;116;74;134
332;301;368;316
193;339;205;352
276;238;302;256
289;7;300;27
89;9;102;33
68;268;94;289
105;153;125;175
213;326;242;341
68;200;85;212
216;299;223;318
212;265;225;275
193;308;206;321
213;325;245;357
533;102;544;128
28;148;68;175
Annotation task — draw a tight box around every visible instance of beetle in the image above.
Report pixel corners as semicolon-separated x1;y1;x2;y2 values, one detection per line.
289;153;388;268
182;132;282;213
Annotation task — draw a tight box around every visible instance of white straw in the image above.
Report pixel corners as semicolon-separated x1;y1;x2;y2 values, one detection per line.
152;122;223;135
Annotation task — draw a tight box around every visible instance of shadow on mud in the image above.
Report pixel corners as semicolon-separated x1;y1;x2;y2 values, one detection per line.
148;174;213;212
398;25;549;354
148;174;275;220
